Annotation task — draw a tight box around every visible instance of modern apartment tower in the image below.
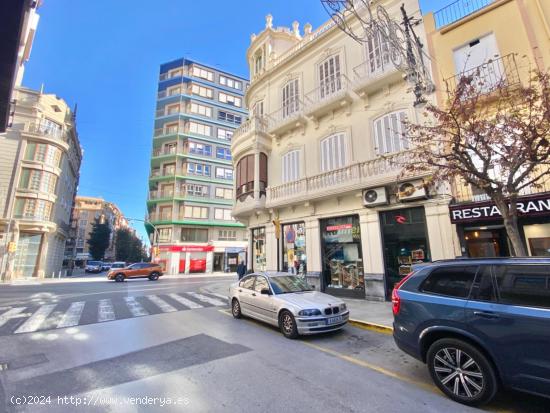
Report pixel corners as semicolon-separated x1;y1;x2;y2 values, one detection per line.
147;58;248;274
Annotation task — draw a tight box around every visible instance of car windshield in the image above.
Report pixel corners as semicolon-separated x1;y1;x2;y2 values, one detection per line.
111;263;125;268
269;276;312;294
88;261;101;266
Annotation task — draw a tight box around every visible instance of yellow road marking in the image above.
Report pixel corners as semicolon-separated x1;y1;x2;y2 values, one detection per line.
348;319;393;335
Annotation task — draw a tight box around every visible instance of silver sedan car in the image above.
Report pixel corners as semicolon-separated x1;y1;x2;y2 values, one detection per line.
229;272;349;338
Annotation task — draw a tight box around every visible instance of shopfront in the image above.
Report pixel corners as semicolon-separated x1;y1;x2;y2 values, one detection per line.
13;233;43;278
380;207;430;299
282;222;306;275
320;215;365;298
450;193;550;257
157;245;214;274
251;227;266;272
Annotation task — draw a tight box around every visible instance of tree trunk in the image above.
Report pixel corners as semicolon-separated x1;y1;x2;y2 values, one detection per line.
494;197;527;256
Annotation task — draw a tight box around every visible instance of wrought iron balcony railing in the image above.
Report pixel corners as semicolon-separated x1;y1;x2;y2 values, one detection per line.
434;0;493;29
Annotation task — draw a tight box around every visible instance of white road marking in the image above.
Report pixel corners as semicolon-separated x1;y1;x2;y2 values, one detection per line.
168;293;203;309
186;292;226;306
206;292;229;301
14;304;56;334
146;295;176;312
0;308;27;328
57;301;85;328
98;299;115;322
124;296;149;317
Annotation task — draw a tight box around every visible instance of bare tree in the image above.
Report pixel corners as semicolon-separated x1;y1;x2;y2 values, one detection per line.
404;64;550;256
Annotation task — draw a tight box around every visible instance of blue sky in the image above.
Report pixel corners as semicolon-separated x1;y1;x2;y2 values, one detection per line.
23;0;440;244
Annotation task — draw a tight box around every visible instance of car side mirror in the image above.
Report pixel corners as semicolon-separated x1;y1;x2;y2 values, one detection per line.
260;288;271;295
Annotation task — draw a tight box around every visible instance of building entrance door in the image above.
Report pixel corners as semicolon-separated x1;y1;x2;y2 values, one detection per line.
13;233;42;278
464;227;509;257
213;253;223;272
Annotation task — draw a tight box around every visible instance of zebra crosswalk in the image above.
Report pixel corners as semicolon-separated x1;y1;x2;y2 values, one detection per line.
0;291;228;336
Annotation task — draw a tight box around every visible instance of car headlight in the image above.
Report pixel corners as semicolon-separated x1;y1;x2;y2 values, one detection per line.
298;309;322;316
340;303;347;312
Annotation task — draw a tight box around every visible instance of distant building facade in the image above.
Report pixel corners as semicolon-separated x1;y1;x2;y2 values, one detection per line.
147;58;249;274
0;87;82;279
66;196;129;264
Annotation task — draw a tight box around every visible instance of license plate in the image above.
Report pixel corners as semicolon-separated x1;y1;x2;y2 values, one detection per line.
327;316;343;325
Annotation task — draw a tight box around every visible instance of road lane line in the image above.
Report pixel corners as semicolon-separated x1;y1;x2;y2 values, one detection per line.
0;308;27;328
123;297;149;317
205;292;228;301
14;304;56;334
57;302;85;328
146;295;176;312
98;299;115;322
186;292;226;306
168;293;203;309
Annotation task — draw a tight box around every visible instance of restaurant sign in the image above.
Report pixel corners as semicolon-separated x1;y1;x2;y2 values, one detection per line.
449;194;550;224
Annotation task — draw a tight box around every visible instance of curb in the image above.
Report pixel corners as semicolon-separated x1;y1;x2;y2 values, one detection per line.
349;319;393;334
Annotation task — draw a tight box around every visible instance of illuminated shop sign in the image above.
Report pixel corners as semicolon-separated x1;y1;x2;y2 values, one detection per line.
449;194;550;224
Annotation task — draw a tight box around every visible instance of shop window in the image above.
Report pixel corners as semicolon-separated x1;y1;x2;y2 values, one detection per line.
421;266;478;298
493;265;550;309
282;222;306;275
252;227;266;272
321;215;364;292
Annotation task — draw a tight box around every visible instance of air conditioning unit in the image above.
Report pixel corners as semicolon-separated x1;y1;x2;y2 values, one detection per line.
362;187;388;207
397;180;427;202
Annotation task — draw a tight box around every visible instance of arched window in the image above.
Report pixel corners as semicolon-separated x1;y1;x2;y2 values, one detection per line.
282;150;300;183
373;111;409;155
320;133;347;172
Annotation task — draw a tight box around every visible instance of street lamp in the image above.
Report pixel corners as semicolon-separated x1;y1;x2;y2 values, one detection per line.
321;0;434;106
127;217;160;262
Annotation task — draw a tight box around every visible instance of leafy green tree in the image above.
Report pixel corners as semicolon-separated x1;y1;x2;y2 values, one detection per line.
115;228;147;263
87;218;111;260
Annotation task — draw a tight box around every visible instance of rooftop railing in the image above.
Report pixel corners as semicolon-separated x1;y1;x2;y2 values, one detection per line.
434;0;493;29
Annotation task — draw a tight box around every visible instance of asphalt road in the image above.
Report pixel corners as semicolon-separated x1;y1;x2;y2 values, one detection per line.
0;276;547;413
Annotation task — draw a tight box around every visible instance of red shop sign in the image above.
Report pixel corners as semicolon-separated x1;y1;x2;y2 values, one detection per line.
326;224;353;232
159;245;214;252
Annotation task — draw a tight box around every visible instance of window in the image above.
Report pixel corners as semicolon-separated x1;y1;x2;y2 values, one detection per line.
158;228;172;242
169;68;182;78
19;169;58;194
189;122;212;136
218;92;242;107
39;118;62;138
240;275;255;289
319;55;341;98
252;100;264;117
216;147;231;160
218;111;242;125
165;123;179;134
220;75;242;90
282;150;300;183
168;86;181;96
181;228;208;242
184;206;209;219
320;133;347;172
190;103;212;117
218;230;237;241
215;187;233;199
187;162;211;177
493;265;550;309
215;167;233;180
217;128;233;141
214;208;233;221
192;66;214;81
236;153;267;199
254;276;270;293
282;79;299;118
188;142;212;157
254;53;263;75
470;266;496;302
421;266;478;298
166;104;179;115
13;198;53;221
185;184;209;197
366;30;391;75
373;111;409;155
24;143;62;167
191;84;213;99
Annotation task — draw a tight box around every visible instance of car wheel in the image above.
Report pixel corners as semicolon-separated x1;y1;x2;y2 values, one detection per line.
427;338;498;406
231;298;242;319
279;310;299;339
115;274;125;282
149;272;159;281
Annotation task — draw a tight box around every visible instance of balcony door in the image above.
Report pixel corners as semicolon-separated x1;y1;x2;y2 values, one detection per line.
319;55;341;99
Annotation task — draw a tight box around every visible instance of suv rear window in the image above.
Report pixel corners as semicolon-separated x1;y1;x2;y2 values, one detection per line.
493;265;550;309
421;266;478;298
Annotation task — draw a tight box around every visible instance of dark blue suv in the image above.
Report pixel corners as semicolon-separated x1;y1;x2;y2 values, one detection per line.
392;258;550;406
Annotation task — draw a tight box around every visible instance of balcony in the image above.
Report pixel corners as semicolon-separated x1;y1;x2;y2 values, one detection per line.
452;178;550;204
352;60;403;98
445;54;520;96
266;100;307;136
152;146;177;158
233;116;268;141
19;122;70;149
304;74;354;121
147;212;175;223
149;168;182;180
434;0;493;29
266;151;424;208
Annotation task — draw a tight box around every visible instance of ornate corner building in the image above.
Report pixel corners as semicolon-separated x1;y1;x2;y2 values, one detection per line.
231;0;461;301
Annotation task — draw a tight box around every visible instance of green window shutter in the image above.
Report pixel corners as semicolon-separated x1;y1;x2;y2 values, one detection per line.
19;169;30;189
24;143;36;160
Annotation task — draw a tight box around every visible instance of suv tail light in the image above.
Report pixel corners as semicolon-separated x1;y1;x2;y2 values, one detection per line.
392;271;415;316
